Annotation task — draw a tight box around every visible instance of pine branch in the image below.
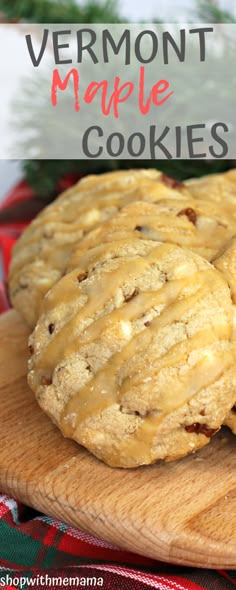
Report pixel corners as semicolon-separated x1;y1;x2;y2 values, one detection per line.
23;159;120;199
0;0;122;24
22;159;231;201
195;0;235;23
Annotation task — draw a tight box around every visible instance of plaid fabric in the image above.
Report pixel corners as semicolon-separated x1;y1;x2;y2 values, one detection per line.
0;180;235;590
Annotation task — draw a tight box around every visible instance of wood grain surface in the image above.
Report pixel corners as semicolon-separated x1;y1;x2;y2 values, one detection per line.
0;310;236;568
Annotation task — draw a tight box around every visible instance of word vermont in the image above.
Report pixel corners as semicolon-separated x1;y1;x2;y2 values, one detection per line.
26;27;214;67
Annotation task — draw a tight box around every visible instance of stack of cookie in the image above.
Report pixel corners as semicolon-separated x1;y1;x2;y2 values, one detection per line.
9;169;236;467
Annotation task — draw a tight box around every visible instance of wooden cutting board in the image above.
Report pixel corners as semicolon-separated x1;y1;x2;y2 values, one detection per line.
0;310;236;569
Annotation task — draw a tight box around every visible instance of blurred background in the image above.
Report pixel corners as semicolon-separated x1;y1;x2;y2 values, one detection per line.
0;0;236;213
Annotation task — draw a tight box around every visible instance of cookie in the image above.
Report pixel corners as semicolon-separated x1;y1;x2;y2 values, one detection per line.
185;169;236;207
9;170;189;327
66;198;236;272
28;241;236;467
213;238;236;433
68;197;236;440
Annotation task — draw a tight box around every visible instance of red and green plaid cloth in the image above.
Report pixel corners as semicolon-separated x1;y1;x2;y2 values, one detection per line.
0;180;235;590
